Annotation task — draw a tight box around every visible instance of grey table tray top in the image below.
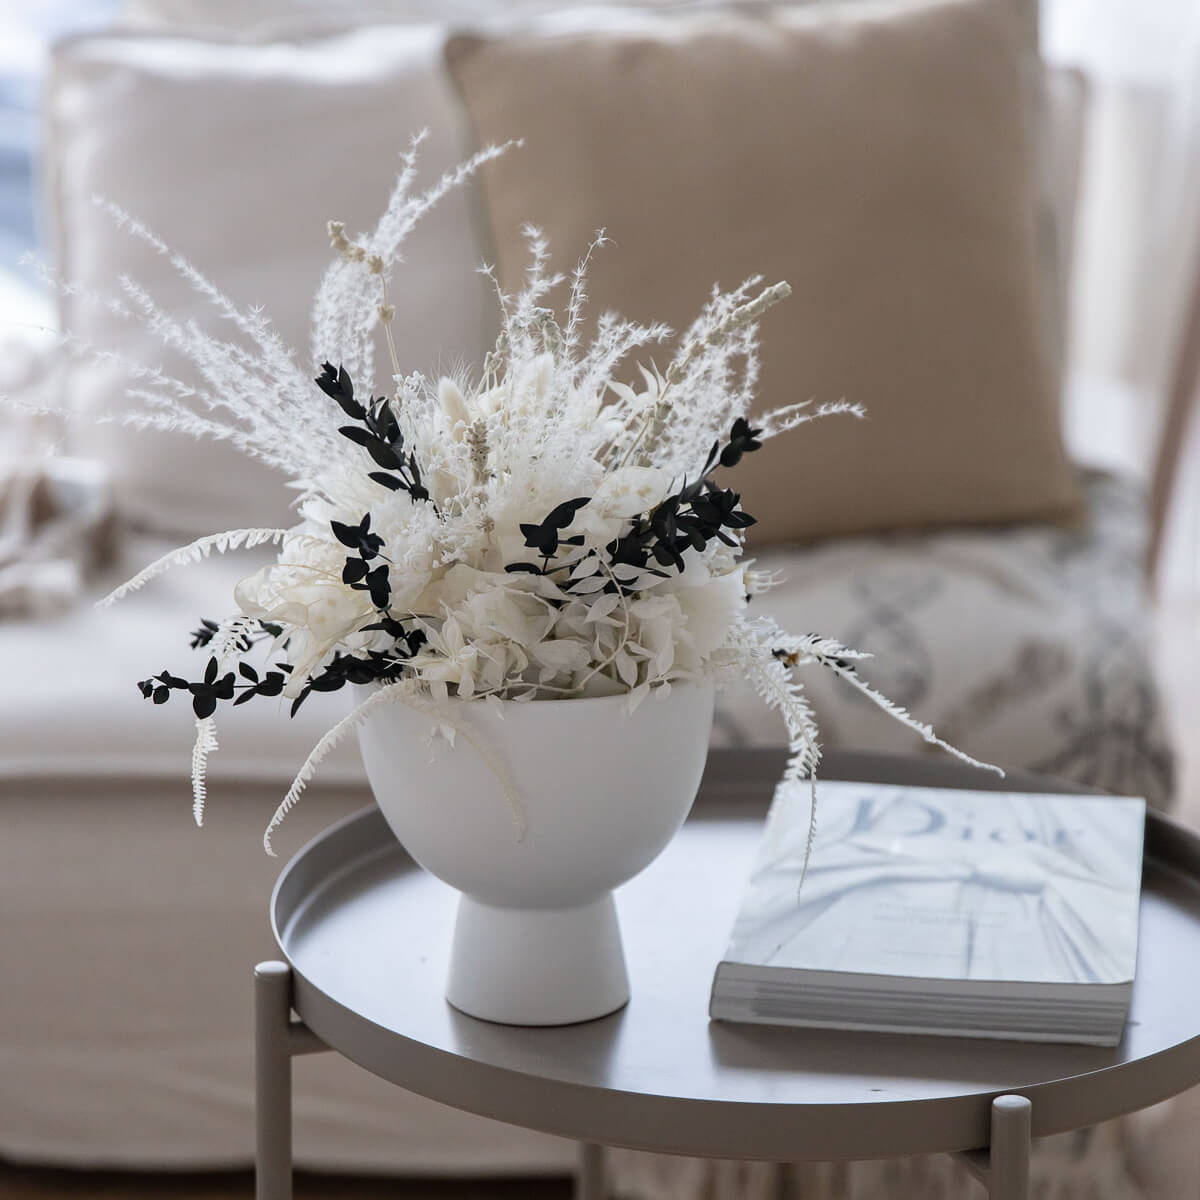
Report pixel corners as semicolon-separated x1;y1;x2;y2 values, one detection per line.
270;749;1200;1164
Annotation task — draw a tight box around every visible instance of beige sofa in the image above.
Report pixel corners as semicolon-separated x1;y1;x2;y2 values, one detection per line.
0;5;1184;1196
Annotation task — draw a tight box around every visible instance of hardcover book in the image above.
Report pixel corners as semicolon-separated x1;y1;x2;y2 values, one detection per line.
709;779;1146;1045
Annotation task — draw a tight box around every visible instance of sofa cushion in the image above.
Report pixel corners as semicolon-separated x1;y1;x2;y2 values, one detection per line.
45;23;493;537
446;0;1085;542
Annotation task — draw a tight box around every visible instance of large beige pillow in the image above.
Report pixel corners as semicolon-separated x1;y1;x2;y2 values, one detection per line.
46;24;493;536
446;0;1085;542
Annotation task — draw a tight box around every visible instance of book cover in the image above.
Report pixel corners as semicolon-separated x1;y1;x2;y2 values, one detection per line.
712;779;1146;1041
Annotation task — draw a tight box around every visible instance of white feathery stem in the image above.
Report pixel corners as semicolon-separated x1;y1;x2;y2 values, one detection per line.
759;398;867;439
822;656;1005;776
564;230;606;353
191;717;218;826
97;528;292;607
664;280;791;387
95;196;300;383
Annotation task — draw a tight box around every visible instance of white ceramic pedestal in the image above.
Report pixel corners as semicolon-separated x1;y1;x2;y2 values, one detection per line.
357;681;715;1025
448;894;629;1025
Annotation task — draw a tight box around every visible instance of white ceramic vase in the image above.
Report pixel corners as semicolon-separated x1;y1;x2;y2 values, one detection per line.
357;680;715;1026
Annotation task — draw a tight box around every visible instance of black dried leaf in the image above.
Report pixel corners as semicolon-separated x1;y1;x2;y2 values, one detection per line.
544;497;590;528
310;674;346;693
316;362;366;420
366;440;403;471
368;472;402;491
719;417;763;468
365;564;391;609
374;402;402;446
258;672;285;697
520;522;559;557
189;618;219;649
330;519;358;547
652;540;684;570
342;557;369;584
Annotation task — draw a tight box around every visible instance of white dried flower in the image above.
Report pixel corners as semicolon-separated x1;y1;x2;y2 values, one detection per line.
86;133;992;853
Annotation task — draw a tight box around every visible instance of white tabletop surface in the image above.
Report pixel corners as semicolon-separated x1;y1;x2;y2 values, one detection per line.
274;750;1200;1161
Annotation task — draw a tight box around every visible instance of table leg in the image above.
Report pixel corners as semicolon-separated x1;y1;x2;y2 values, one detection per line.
255;961;294;1200
577;1142;606;1200
987;1095;1032;1200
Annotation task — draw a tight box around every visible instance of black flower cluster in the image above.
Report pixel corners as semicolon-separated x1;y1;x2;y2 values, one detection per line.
507;417;763;587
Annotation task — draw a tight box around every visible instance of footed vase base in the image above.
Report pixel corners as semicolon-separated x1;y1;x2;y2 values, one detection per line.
446;893;630;1026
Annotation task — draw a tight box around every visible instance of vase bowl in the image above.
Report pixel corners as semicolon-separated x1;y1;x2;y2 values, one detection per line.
357;681;715;1025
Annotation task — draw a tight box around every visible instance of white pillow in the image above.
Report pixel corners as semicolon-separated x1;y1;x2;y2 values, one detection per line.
45;24;492;536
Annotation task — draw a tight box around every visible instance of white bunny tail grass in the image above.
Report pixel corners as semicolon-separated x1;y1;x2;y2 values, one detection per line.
97;528;291;607
190;717;219;827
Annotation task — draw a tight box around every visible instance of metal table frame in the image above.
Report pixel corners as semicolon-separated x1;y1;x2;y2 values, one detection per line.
254;959;1032;1198
254;749;1200;1200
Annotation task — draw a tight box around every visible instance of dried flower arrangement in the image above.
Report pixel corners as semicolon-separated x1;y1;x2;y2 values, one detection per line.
83;136;988;853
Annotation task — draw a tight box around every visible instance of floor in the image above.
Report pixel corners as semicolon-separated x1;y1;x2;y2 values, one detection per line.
0;1166;572;1200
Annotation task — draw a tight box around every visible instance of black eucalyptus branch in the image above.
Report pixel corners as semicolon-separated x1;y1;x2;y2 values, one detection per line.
317;362;433;507
505;418;762;587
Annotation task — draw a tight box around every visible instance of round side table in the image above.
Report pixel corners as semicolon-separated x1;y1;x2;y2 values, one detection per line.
255;749;1200;1200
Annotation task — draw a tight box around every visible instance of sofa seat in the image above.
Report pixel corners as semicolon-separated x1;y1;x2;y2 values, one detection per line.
0;531;364;788
0;469;1175;1173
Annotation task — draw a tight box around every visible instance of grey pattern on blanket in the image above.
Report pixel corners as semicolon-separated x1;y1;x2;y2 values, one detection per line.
713;470;1174;810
